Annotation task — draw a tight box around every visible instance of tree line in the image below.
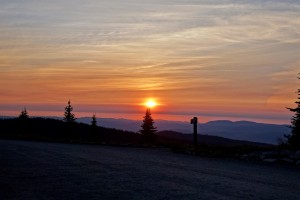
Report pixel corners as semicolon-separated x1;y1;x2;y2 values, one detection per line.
13;99;158;144
2;73;300;149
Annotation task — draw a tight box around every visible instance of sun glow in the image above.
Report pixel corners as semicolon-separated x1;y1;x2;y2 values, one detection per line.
145;99;157;108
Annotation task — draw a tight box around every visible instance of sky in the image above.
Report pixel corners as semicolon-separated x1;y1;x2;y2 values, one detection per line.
0;0;299;124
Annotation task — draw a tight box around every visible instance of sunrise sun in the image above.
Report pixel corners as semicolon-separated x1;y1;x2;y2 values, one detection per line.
145;99;157;108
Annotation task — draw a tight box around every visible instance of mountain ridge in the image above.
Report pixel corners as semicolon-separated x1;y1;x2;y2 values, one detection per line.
0;116;290;144
76;117;289;144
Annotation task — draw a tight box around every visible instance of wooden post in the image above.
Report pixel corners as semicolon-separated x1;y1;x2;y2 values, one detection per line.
190;117;198;149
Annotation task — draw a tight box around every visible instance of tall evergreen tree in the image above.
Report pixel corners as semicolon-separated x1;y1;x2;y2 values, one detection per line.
19;108;29;119
91;114;97;127
64;100;76;123
286;74;300;149
90;114;98;138
139;108;157;142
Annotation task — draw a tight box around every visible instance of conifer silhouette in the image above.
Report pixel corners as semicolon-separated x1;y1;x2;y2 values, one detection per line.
64;100;76;123
139;108;157;143
286;74;300;149
91;114;97;127
19;108;29;119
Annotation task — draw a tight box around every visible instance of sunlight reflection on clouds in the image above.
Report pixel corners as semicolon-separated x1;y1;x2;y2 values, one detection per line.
0;0;299;123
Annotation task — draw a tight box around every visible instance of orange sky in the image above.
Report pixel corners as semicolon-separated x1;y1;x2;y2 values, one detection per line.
0;1;299;124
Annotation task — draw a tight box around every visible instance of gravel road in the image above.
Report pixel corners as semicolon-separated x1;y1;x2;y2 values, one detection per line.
0;140;299;200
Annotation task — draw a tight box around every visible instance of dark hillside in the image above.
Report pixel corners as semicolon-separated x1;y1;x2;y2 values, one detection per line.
0;118;273;151
158;131;272;147
0;118;141;144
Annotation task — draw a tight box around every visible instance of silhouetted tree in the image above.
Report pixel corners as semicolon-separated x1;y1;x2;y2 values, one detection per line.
139;108;157;143
89;114;99;140
286;74;300;149
91;114;97;127
64;100;76;123
19;108;29;119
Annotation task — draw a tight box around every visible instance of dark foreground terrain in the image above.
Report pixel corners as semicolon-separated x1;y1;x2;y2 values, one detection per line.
0;140;299;200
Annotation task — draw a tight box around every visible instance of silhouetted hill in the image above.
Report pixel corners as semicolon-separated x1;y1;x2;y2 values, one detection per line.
158;131;272;147
0;118;140;144
2;116;287;144
76;117;289;144
0;117;273;148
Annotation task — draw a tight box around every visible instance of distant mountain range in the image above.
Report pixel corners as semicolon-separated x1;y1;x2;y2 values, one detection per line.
76;117;290;145
1;116;290;145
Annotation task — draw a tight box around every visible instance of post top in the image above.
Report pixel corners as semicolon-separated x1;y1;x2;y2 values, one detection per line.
190;117;198;124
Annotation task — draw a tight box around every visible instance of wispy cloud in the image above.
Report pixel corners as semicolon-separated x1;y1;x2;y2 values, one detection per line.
0;0;299;123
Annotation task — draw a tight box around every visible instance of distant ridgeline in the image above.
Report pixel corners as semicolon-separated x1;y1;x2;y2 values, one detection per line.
0;117;271;148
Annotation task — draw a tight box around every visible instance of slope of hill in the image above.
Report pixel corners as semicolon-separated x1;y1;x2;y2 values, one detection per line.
77;118;289;144
0;118;140;145
0;116;289;145
0;118;272;148
158;131;272;147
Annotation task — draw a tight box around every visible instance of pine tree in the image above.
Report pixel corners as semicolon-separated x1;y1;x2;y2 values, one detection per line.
64;100;76;123
91;114;97;127
286;74;300;149
19;108;29;119
90;114;98;137
139;108;157;142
